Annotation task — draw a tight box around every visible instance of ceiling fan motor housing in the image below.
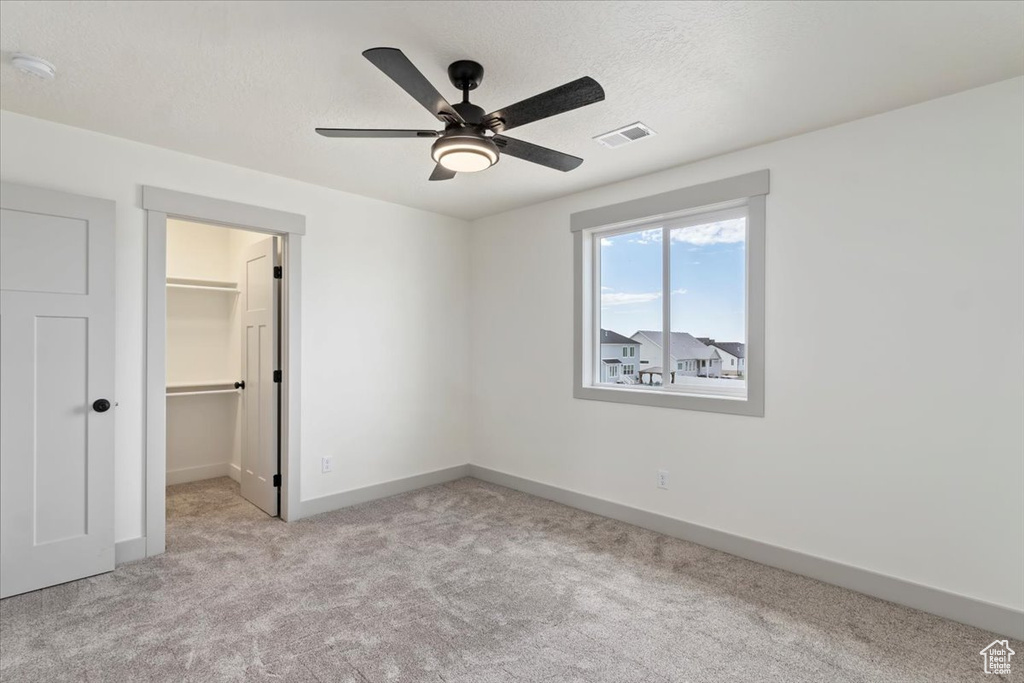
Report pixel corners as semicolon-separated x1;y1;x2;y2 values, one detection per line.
452;101;486;125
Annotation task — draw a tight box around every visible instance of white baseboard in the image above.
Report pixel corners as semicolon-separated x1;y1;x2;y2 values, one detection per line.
115;537;147;566
467;464;1024;640
228;463;241;483
297;464;470;519
166;462;232;486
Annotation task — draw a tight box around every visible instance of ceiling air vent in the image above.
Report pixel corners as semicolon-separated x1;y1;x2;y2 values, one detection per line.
593;122;656;149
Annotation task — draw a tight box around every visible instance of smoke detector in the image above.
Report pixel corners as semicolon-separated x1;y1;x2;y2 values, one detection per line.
10;53;56;80
593;122;656;149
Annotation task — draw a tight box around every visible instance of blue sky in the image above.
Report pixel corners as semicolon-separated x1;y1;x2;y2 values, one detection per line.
600;217;746;342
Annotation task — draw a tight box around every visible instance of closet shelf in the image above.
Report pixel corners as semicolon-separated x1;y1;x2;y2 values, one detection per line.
167;381;239;397
167;277;239;293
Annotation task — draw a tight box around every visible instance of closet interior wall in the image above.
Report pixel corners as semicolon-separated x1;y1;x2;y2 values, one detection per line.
165;219;265;485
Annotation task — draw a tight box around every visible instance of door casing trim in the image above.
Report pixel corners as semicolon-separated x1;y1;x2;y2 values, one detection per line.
143;187;305;557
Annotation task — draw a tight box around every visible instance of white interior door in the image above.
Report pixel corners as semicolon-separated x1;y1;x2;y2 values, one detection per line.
240;237;280;516
0;182;116;598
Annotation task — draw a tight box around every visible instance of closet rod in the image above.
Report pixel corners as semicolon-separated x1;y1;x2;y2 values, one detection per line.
166;389;239;397
166;283;239;293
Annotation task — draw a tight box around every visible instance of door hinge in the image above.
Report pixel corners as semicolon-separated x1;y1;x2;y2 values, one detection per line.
273;266;283;279
273;370;282;383
273;474;281;487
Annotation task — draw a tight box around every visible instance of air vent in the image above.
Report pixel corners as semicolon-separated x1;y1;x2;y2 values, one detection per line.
593;122;656;149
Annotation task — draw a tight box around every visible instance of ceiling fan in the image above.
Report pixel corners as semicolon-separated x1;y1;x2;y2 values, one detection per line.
316;48;605;181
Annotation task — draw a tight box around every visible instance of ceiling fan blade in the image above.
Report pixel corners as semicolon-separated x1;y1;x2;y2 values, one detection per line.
363;48;464;124
493;135;583;172
485;77;604;133
316;128;439;138
429;164;457;181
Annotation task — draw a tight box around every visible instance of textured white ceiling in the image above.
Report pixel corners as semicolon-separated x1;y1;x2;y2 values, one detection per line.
2;1;1022;220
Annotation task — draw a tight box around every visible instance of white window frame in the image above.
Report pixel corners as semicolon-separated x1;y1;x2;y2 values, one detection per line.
571;170;767;416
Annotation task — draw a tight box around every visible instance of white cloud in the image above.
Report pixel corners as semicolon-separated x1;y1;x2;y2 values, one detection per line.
670;219;745;246
627;228;662;245
601;291;662;306
601;286;613;291
671;288;687;295
619;219;745;247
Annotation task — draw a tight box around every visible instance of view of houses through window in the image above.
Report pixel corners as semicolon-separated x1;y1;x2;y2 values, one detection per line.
599;209;747;398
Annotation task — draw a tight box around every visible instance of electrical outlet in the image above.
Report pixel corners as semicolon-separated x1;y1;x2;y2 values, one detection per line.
321;457;333;474
657;470;669;489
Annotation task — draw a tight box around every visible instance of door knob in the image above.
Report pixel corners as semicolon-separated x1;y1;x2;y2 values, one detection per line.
234;381;245;390
92;399;111;413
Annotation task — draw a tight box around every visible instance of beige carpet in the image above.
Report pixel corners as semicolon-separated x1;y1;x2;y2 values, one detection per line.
0;477;1012;682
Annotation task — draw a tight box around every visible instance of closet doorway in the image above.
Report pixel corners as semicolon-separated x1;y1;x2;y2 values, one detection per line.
144;187;304;559
165;220;280;516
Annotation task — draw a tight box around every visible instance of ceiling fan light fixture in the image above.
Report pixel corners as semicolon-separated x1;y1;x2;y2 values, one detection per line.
431;134;499;173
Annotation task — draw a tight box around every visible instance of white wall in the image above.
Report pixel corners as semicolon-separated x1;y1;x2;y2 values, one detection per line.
166;219;244;387
167;218;236;282
0;110;472;542
165;393;238;485
468;78;1024;610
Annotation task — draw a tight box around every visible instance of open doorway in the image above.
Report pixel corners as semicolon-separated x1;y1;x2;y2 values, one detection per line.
165;220;281;517
143;186;304;559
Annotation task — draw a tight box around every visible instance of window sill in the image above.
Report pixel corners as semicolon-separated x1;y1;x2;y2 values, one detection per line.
574;383;763;416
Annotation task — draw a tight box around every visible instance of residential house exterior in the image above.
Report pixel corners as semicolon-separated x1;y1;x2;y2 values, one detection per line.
698;339;746;378
599;329;640;383
631;331;722;382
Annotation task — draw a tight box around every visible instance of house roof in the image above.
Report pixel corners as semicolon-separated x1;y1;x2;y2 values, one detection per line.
632;331;720;361
980;640;1015;654
710;342;746;359
602;358;622;365
600;329;638;345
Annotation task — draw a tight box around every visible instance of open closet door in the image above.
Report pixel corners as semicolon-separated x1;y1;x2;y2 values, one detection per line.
240;237;280;516
0;182;116;597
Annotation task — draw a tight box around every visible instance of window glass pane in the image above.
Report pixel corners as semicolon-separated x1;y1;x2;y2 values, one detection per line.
668;213;747;397
599;227;662;386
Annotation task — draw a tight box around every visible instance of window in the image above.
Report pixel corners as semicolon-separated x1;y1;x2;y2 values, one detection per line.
623;364;634;376
622;346;628;357
572;170;767;416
